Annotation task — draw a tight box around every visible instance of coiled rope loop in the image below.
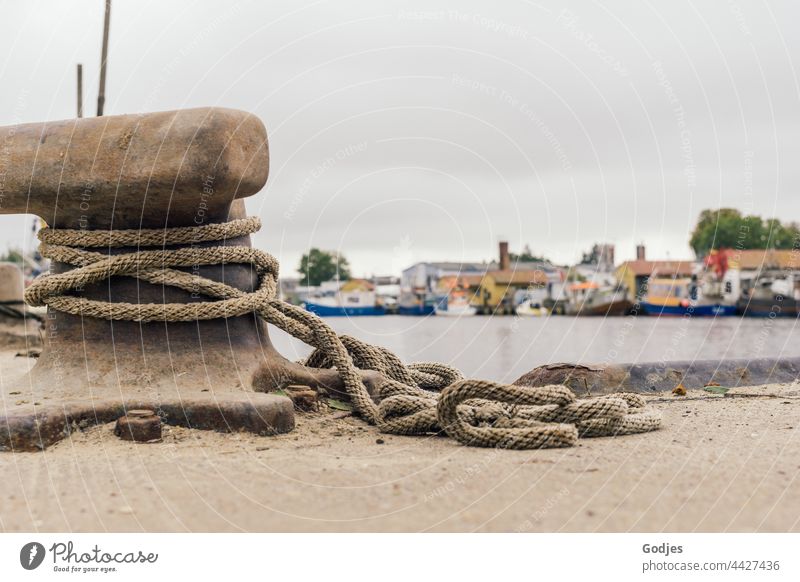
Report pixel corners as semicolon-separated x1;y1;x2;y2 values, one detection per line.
26;217;661;449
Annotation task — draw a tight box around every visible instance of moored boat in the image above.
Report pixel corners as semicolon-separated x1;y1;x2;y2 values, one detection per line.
397;303;434;316
736;296;799;317
641;277;736;316
434;302;477;317
736;273;799;317
434;277;478;317
398;290;444;316
563;282;633;316
515;299;547;316
303;279;386;317
434;293;477;317
303;300;385;317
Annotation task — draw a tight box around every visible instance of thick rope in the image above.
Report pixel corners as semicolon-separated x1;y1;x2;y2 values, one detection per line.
26;217;661;449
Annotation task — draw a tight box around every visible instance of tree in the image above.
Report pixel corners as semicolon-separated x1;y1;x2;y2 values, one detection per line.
298;248;351;286
510;244;546;263
0;247;24;264
690;208;800;257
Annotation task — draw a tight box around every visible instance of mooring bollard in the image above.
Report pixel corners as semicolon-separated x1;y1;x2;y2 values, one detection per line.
0;107;373;451
0;107;662;452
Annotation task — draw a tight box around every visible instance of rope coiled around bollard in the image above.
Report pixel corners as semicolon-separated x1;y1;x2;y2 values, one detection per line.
26;217;662;449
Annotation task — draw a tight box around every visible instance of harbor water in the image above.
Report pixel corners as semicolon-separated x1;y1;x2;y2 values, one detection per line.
270;315;800;383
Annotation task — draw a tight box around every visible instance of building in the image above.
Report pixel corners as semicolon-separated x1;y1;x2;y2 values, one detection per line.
474;269;550;314
400;261;493;314
727;249;800;272
401;242;565;315
401;261;494;294
615;260;696;300
580;243;616;271
435;274;483;295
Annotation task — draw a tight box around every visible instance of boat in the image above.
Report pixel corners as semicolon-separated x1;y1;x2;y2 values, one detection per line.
303;299;385;317
303;279;386;317
434;294;477;317
433;276;477;317
515;299;547;316
737;273;799;317
398;290;443;316
434;304;476;317
563;282;633;316
640;277;737;316
397;303;434;316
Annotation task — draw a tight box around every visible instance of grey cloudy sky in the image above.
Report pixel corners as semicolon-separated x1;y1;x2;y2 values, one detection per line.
1;0;798;276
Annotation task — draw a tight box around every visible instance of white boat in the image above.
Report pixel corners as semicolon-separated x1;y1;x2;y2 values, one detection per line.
435;302;477;317
515;299;547;316
433;277;478;317
303;279;386;317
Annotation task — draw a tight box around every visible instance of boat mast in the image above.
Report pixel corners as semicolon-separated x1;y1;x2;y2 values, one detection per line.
96;0;111;116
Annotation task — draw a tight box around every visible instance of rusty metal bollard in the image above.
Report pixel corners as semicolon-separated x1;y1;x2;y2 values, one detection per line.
0;107;370;451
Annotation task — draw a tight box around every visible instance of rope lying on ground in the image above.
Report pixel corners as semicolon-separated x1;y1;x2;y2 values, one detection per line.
26;217;661;449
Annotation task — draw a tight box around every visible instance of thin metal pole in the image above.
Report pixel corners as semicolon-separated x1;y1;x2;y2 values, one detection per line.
76;64;83;118
97;0;111;117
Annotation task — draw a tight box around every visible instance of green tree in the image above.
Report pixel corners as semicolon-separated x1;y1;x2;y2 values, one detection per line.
690;208;800;257
690;208;743;256
0;247;24;264
298;248;351;286
510;244;546;263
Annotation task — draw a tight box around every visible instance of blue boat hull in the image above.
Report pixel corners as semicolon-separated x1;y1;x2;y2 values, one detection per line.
397;304;436;316
737;298;799;317
304;302;386;317
641;302;737;317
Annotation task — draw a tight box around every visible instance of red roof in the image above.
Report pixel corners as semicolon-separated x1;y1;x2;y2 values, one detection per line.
568;281;599;291
487;269;549;285
728;249;800;271
619;260;694;277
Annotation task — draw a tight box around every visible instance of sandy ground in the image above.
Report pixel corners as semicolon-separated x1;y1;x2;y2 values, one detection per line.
1;348;799;532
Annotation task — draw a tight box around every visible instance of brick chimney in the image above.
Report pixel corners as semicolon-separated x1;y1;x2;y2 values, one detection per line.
499;241;510;270
636;244;646;261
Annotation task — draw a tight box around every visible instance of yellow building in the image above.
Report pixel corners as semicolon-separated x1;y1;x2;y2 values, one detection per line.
473;270;549;314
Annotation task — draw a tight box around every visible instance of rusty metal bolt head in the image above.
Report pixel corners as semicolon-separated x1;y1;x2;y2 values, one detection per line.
285;384;318;412
114;409;162;443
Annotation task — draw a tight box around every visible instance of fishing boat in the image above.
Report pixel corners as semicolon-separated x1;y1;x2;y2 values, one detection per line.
304;298;385;317
303;279;386;316
563;282;632;316
737;273;799;317
640;277;736;316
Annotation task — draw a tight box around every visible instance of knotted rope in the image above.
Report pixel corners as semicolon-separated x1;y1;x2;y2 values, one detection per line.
26;217;661;449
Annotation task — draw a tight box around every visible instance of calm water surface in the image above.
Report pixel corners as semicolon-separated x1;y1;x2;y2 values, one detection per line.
270;315;800;383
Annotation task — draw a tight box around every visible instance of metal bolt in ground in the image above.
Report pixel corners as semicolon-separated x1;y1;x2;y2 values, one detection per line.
115;409;162;443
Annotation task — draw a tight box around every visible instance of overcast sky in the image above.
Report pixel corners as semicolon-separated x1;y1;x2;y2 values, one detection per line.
1;0;799;276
